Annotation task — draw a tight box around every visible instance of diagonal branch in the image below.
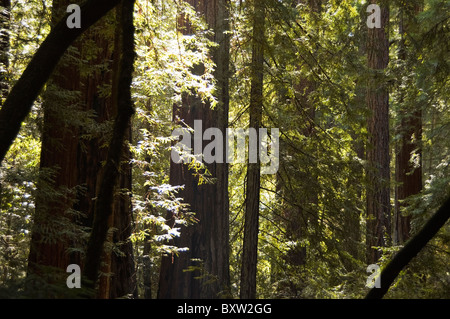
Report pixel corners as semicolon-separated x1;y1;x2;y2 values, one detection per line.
0;0;122;164
366;195;450;299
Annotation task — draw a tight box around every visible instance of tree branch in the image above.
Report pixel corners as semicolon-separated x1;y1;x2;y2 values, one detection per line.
0;0;122;164
365;195;450;299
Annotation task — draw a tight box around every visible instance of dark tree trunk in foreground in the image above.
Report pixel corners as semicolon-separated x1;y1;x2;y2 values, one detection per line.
0;0;122;165
366;195;450;299
240;0;264;300
366;0;390;264
83;0;136;296
106;137;136;298
158;0;230;299
76;6;136;299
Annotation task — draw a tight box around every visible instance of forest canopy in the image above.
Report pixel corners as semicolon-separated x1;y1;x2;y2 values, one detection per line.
0;0;448;300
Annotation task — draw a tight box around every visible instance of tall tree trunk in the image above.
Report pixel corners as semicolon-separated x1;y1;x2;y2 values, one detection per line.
0;0;10;101
158;0;230;299
394;3;423;245
210;0;231;298
240;0;264;300
142;237;152;299
28;0;136;298
0;0;10;233
76;5;136;299
27;0;83;292
366;0;390;264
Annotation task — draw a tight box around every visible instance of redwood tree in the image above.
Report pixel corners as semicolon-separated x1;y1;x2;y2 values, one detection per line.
365;0;391;264
240;0;265;300
76;5;136;299
158;0;231;299
27;0;84;292
83;0;136;296
0;0;10;100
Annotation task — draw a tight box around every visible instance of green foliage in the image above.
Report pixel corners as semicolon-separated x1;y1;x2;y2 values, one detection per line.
0;0;448;299
0;128;39;285
227;0;449;299
0;0;48;284
8;0;51;78
130;0;217;298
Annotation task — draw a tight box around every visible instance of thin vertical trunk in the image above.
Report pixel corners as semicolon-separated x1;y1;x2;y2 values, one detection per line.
0;0;10;100
83;0;136;296
366;0;390;264
240;0;264;300
142;238;152;299
108;125;136;298
78;5;136;299
210;0;231;298
158;0;230;299
76;3;136;299
0;1;10;237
